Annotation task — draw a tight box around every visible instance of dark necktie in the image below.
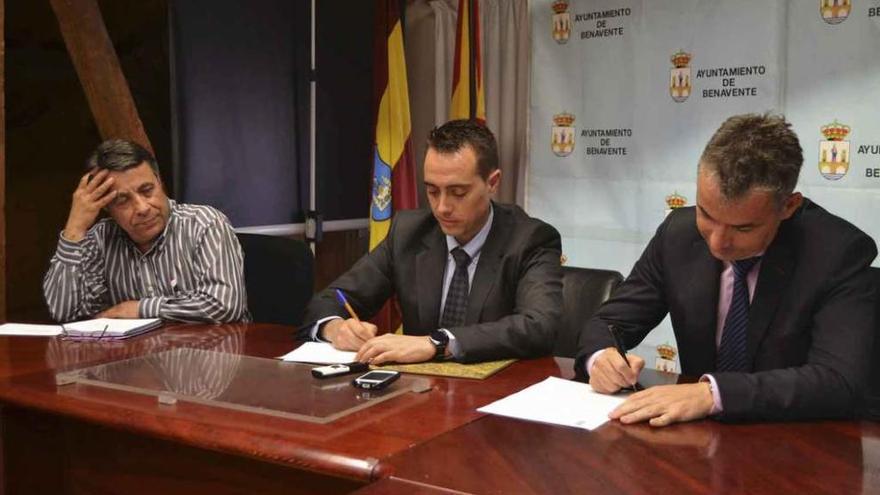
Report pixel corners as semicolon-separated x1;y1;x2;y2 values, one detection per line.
716;256;762;372
439;247;472;328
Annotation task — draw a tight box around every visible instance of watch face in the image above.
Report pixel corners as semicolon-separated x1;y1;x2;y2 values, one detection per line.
430;330;450;346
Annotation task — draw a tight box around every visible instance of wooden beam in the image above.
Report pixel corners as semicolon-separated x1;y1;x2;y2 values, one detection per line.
49;0;152;152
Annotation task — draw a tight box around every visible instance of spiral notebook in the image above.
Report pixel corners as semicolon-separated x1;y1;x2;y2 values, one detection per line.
61;318;162;340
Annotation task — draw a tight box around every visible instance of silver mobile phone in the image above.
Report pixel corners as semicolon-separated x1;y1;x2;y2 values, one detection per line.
351;370;400;390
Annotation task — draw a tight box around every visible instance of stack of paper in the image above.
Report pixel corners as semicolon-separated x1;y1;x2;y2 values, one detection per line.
278;342;357;364
477;376;626;430
61;318;163;340
0;323;64;337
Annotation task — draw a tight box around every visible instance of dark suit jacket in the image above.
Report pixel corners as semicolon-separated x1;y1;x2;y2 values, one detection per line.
301;202;563;363
576;199;877;421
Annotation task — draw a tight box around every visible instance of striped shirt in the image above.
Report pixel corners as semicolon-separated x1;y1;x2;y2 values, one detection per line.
43;200;250;323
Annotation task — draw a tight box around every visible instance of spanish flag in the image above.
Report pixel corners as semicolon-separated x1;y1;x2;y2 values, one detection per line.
370;0;417;331
450;0;485;122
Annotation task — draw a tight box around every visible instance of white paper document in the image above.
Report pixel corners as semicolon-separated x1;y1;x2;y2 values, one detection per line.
0;323;64;337
477;376;626;430
278;342;357;364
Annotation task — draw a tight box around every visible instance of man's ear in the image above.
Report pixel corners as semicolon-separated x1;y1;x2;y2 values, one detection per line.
486;169;502;193
781;192;803;220
152;171;170;196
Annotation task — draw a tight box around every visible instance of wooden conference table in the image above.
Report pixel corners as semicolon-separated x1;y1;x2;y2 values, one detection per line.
0;323;876;494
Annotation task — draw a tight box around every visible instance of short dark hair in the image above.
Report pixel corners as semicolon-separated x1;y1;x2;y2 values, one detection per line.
427;119;499;179
86;139;159;176
699;113;803;205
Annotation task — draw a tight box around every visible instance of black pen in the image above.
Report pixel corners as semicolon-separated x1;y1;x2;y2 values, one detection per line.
607;324;643;391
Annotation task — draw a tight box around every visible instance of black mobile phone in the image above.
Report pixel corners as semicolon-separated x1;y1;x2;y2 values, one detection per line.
351;370;400;390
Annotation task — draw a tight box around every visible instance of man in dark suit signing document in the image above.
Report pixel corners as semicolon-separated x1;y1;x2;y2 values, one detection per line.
301;119;563;364
578;113;876;425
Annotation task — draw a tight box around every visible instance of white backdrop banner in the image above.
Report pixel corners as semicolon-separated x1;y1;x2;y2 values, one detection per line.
528;0;880;370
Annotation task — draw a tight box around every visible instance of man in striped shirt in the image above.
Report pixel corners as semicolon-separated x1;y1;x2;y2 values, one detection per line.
43;140;250;323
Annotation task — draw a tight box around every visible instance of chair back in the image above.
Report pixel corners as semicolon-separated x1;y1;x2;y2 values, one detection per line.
554;266;624;358
237;233;314;326
863;266;880;420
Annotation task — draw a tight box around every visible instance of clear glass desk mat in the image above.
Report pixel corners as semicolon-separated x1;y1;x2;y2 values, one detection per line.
54;348;432;424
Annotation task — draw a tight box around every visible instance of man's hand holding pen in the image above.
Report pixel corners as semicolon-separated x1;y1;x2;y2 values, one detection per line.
322;318;378;351
590;324;646;394
589;346;645;394
325;288;438;365
590;325;715;427
323;289;378;351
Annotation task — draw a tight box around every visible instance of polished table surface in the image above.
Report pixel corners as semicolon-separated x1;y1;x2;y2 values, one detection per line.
0;323;574;485
383;413;880;495
0;323;877;494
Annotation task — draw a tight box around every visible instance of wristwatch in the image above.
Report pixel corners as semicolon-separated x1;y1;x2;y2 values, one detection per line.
429;329;450;360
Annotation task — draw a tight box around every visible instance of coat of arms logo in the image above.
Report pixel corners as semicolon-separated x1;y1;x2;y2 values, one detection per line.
371;150;393;220
552;0;571;44
664;192;687;216
669;50;692;103
820;0;851;24
655;343;677;373
819;120;851;181
551;113;576;157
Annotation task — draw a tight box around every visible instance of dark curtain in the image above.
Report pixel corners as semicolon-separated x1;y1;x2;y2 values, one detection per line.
171;0;376;226
313;1;375;221
170;0;310;226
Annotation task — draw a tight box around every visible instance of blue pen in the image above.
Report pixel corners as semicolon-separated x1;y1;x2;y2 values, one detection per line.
334;289;361;321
